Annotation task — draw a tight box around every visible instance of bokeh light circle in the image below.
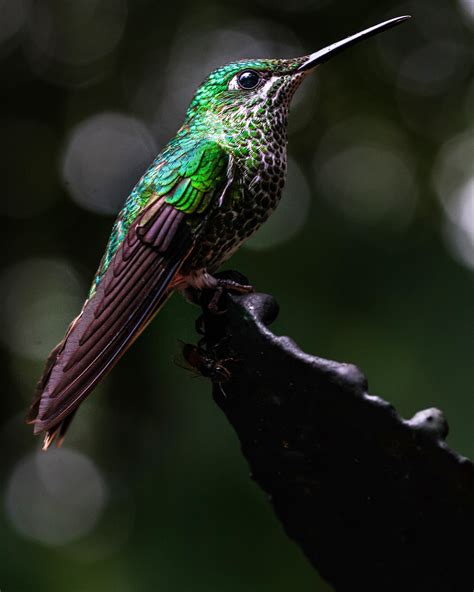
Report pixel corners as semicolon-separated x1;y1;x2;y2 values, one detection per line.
313;117;417;230
27;0;127;66
245;157;311;251
23;0;128;87
5;448;107;546
0;258;85;361
458;0;474;22
433;131;474;269
397;41;470;97
62;112;157;215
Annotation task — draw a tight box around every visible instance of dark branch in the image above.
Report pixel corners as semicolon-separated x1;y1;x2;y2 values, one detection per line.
194;278;474;592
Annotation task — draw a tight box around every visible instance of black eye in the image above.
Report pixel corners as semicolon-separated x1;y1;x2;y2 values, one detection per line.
237;70;261;90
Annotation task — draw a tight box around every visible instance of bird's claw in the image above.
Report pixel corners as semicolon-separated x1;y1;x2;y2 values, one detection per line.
207;279;254;314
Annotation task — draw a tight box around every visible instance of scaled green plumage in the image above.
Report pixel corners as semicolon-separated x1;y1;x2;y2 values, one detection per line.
90;137;229;296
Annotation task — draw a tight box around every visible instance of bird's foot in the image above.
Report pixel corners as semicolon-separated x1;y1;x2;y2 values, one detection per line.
207;278;254;314
181;270;254;313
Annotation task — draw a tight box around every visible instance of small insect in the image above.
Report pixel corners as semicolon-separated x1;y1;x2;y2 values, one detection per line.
179;342;233;384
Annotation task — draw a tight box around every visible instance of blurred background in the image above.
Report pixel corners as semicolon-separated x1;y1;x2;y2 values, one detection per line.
0;0;473;590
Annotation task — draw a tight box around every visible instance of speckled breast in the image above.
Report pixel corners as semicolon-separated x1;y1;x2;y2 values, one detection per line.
186;142;288;273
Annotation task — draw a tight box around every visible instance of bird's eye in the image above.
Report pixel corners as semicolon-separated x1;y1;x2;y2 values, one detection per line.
236;70;261;90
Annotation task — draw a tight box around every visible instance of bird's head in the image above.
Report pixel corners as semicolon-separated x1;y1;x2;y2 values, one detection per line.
184;16;410;148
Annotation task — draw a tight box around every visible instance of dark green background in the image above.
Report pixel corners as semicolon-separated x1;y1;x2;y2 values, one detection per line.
1;0;472;590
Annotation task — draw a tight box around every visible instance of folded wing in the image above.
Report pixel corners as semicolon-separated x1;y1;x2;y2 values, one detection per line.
27;199;193;447
27;139;231;449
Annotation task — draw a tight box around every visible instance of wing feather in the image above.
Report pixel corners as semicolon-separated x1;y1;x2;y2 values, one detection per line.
28;138;232;448
27;199;192;444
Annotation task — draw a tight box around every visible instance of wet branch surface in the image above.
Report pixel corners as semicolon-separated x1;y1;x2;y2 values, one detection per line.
194;275;474;592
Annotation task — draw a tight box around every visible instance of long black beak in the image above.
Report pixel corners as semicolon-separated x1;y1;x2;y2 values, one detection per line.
297;15;411;72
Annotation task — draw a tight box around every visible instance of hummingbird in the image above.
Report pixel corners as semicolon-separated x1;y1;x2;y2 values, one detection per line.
28;16;410;449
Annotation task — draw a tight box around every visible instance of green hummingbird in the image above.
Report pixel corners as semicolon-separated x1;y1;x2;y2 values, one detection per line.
28;16;410;449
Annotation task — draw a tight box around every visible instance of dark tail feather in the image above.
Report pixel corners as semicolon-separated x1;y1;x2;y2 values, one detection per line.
42;410;77;451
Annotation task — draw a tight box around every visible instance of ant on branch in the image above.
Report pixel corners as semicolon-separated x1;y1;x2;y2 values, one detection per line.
175;341;238;399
